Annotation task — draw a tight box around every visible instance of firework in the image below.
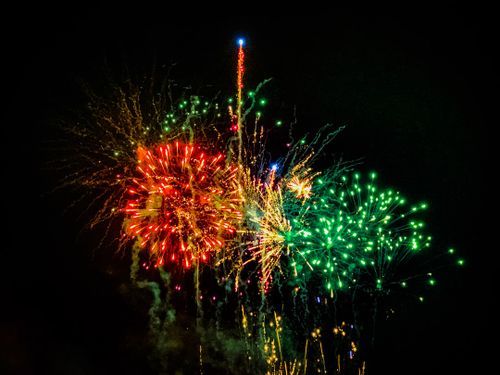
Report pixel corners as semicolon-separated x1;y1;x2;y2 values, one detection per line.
240;307;365;375
237;38;245;132
237;150;334;290
286;171;433;295
122;141;243;268
244;168;292;289
53;37;463;374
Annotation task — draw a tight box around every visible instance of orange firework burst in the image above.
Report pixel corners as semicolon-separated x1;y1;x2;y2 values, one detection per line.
123;141;242;268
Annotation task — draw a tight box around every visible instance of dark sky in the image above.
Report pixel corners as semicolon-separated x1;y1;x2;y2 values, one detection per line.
2;7;495;375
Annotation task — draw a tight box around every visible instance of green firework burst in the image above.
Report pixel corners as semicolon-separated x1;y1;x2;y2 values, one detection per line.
284;171;432;295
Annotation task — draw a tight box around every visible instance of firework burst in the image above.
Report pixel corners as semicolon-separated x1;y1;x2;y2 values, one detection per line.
50;38;464;375
244;168;292;289
286;171;433;295
238;153;329;290
122;141;243;268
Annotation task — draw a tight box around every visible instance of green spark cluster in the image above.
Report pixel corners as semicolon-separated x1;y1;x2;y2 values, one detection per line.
284;171;433;294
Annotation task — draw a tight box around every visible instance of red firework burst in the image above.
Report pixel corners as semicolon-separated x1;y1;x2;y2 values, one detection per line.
123;141;242;268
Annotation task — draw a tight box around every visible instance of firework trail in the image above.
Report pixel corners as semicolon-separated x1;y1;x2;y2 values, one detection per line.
237;37;245;164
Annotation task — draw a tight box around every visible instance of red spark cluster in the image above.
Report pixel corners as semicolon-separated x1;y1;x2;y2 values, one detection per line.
123;142;242;268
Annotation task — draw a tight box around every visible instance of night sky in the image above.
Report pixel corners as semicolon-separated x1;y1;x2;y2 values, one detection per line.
2;7;495;375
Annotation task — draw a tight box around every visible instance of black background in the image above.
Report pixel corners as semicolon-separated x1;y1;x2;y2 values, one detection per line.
2;6;495;374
